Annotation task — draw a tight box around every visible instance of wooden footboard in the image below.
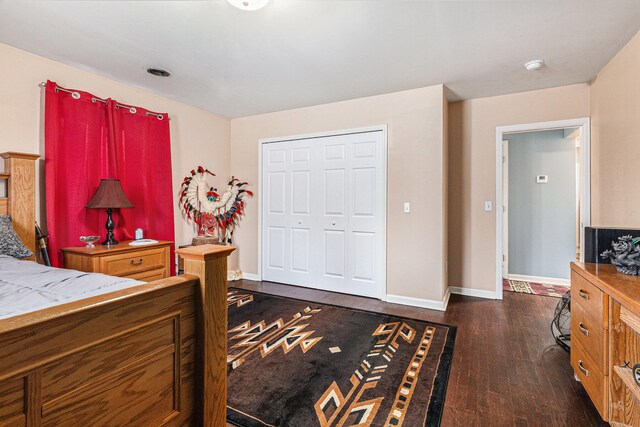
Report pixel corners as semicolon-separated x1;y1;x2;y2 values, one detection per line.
0;245;234;426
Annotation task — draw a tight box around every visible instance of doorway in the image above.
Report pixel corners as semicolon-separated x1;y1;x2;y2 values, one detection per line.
495;118;590;299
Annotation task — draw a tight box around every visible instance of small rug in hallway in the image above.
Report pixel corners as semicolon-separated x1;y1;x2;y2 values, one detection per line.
226;288;456;427
503;279;569;297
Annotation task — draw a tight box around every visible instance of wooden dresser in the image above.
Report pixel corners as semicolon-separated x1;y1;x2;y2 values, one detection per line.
62;240;172;281
571;262;640;425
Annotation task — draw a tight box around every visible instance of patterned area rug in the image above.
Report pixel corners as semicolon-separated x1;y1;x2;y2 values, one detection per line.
502;279;569;298
226;288;456;427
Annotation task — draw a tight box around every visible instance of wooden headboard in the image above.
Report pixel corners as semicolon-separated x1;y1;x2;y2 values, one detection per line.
0;152;39;259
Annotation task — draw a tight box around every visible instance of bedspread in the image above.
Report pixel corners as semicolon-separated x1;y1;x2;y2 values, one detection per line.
0;255;143;320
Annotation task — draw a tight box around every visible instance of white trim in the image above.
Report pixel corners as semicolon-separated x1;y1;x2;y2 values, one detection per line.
256;135;264;282
441;287;451;311
241;272;260;282
258;125;388;299
495;117;591;300
449;286;497;300
384;289;450;312
259;125;388;145
502;140;509;278
506;274;570;286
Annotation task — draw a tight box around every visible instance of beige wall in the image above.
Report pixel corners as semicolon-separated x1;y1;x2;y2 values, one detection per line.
0;43;230;248
230;85;448;302
590;31;640;226
448;84;590;293
8;30;635;302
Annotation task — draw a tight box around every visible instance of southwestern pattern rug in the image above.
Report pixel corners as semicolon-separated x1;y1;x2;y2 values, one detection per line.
226;288;456;427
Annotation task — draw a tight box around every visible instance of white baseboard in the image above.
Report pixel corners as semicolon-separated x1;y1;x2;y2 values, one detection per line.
241;272;260;281
442;287;451;310
449;286;497;300
384;289;450;312
507;274;570;286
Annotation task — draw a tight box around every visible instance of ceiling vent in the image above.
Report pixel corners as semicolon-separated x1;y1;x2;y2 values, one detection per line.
146;67;171;77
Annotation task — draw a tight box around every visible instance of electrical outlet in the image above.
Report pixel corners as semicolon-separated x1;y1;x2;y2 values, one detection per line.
484;201;493;212
404;202;411;213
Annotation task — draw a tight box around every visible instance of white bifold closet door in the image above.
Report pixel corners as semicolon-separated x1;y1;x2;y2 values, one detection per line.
261;130;385;299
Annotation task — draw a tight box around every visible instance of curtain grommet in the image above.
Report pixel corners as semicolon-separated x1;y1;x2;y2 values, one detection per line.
71;92;80;100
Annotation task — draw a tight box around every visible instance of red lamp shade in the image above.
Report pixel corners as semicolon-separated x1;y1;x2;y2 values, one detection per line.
86;179;134;209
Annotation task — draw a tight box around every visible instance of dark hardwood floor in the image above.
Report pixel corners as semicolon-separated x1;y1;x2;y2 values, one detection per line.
227;280;606;426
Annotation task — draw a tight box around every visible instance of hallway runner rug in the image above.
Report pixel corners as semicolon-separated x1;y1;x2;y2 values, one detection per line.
226;288;456;427
503;279;569;298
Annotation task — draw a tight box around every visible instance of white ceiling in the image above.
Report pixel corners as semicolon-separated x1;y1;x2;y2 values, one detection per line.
0;1;639;118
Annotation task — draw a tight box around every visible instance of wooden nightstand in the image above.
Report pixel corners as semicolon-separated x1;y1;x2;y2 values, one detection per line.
62;240;173;281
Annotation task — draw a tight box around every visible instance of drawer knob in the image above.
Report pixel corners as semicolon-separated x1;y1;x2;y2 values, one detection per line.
578;322;589;337
130;258;144;266
578;360;589;377
578;289;590;300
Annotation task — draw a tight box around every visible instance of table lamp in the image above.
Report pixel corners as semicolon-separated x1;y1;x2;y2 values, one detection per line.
85;178;134;245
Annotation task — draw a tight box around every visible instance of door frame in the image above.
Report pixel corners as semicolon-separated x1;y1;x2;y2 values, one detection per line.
501;140;509;280
495;118;591;299
257;125;388;298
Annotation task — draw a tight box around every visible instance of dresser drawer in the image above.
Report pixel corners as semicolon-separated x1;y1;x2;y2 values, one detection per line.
572;338;608;420
100;248;166;277
572;270;607;328
571;302;606;370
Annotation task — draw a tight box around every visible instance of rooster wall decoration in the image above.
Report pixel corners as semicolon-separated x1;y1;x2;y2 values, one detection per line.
179;166;252;244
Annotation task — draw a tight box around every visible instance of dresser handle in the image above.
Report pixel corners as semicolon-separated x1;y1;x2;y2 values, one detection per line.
578;289;589;300
578;360;589;377
578;323;589;337
130;258;143;266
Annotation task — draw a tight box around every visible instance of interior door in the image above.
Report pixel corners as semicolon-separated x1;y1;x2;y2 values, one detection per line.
261;129;385;299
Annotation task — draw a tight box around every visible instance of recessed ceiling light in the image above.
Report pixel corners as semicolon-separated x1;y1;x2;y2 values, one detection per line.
146;67;171;77
227;0;269;11
524;60;544;71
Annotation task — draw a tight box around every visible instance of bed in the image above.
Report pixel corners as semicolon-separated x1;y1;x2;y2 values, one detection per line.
0;152;232;426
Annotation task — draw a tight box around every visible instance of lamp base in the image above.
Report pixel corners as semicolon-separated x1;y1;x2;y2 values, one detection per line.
102;237;119;246
102;207;119;245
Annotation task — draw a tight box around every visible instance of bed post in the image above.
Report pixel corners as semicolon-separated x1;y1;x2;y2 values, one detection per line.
1;152;40;259
176;244;235;427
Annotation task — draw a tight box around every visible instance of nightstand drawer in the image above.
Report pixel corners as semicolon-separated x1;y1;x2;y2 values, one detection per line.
571;302;606;370
100;249;166;277
62;240;172;280
124;268;167;282
572;270;607;328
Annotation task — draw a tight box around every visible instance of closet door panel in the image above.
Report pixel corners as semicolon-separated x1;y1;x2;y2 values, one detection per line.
262;130;384;298
346;133;383;297
262;140;315;286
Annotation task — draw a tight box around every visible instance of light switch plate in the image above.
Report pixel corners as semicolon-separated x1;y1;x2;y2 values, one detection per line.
484;201;493;212
404;202;411;213
536;175;549;183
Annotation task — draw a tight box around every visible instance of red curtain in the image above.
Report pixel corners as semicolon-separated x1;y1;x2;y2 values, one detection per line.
45;81;175;274
45;81;113;267
109;104;176;274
